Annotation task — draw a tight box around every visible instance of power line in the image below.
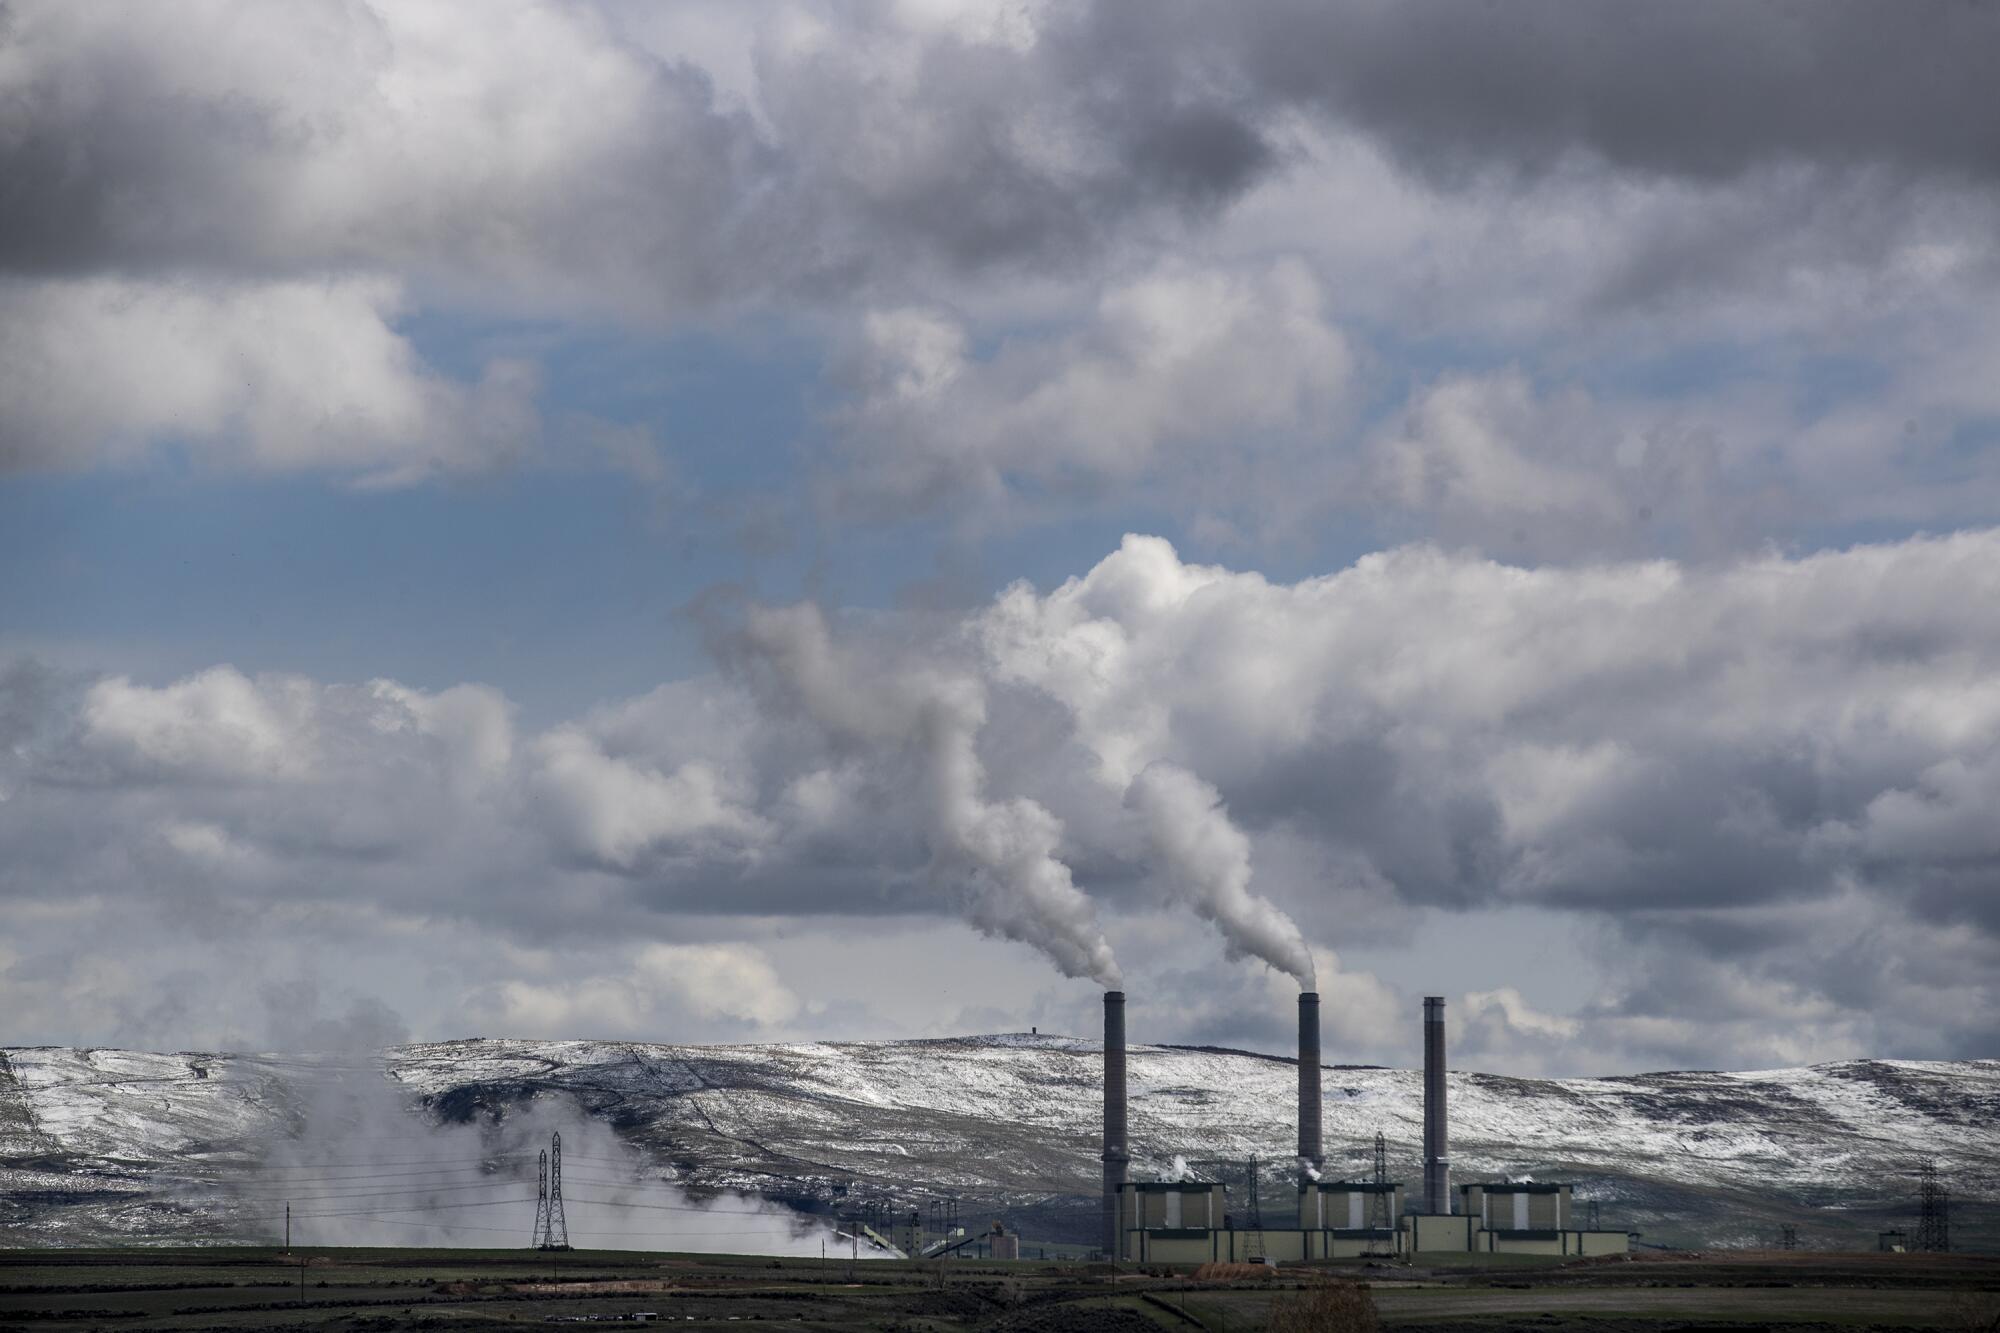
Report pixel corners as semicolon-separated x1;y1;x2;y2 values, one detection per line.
232;1179;537;1204
249;1159;534;1176
248;1153;538;1169
250;1197;539;1222
259;1189;843;1222
181;1169;702;1214
231;1181;794;1220
267;1211;839;1241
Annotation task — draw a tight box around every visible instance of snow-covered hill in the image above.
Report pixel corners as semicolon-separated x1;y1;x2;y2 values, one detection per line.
3;1038;1995;1251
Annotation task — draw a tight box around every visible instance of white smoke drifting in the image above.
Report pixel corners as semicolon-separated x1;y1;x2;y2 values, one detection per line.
1128;761;1317;989
737;603;1121;987
227;1058;850;1255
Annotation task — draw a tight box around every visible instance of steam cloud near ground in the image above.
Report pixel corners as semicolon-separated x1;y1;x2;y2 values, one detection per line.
217;1060;856;1256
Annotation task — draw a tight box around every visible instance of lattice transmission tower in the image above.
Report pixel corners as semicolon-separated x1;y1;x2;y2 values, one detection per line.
532;1131;571;1250
1368;1132;1392;1230
532;1149;548;1246
1916;1157;1949;1253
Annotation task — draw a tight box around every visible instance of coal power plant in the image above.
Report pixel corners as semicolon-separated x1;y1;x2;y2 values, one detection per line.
1102;990;1633;1263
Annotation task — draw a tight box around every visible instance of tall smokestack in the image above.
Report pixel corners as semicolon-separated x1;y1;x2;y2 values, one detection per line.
1423;995;1450;1214
1102;990;1128;1257
1297;991;1322;1182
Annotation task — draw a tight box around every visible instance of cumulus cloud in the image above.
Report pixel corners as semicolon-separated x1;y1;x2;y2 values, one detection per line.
0;1;1268;303
4;0;1997;541
7;1;2000;1083
7;530;2000;1066
532;729;767;872
0;277;537;481
82;667;318;782
829;260;1350;517
978;530;2000;1060
10;1;1997;295
1365;370;1786;561
466;942;803;1036
1203;1;2000;187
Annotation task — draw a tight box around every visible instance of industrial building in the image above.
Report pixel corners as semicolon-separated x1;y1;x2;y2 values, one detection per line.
1101;991;1632;1263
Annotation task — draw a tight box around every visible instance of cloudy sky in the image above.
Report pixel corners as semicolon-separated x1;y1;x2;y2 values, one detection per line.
3;0;1997;1075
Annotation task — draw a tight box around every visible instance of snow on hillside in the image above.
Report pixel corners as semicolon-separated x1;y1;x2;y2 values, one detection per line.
3;1039;1995;1249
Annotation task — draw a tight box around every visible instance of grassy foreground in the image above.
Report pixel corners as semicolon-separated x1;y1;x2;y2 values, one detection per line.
0;1244;1994;1331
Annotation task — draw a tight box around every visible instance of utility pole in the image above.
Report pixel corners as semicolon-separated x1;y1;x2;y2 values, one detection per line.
284;1202;290;1253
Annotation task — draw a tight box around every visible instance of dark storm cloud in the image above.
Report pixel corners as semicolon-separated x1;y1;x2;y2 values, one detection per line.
8;0;2000;512
9;2;1993;300
1196;0;2000;185
0;5;777;296
0;3;1268;300
3;3;1998;1067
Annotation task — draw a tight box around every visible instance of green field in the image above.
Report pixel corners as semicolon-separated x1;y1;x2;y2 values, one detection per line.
0;1245;1994;1331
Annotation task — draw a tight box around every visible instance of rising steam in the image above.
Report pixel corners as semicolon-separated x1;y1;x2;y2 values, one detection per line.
224;1055;858;1255
739;604;1121;987
1128;761;1316;989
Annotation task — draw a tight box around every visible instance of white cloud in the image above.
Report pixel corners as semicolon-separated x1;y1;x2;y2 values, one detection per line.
9;529;2000;1068
833;261;1351;515
2;0;1996;546
468;942;803;1036
83;667;317;782
1463;986;1581;1042
0;277;537;482
531;730;767;871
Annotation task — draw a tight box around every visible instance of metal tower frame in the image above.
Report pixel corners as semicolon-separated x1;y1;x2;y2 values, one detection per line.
1368;1132;1392;1230
1916;1158;1949;1253
532;1149;549;1247
533;1132;571;1250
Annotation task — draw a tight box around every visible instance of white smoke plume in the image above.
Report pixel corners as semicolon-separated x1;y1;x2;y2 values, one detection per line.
1128;761;1317;989
1164;1154;1191;1183
227;1057;853;1255
1298;1157;1322;1182
737;604;1121;987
